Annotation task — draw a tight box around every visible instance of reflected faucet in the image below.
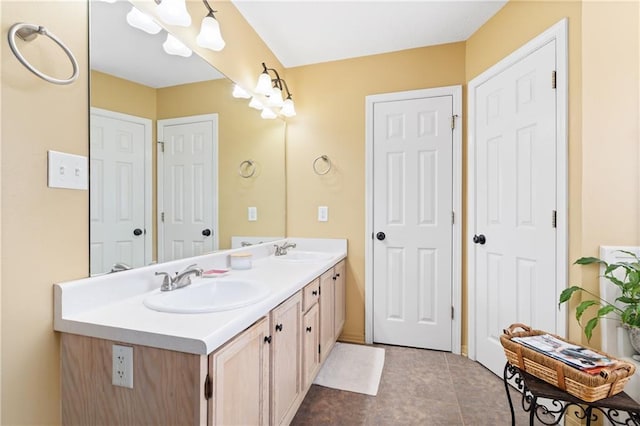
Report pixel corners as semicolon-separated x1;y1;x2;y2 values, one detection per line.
156;264;203;291
110;262;131;273
274;242;297;256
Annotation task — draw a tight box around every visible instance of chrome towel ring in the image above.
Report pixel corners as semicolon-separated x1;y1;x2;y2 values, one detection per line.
8;23;79;85
238;160;256;178
313;155;332;175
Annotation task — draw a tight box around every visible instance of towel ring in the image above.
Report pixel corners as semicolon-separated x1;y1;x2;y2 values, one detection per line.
313;155;332;175
238;160;256;178
8;23;79;85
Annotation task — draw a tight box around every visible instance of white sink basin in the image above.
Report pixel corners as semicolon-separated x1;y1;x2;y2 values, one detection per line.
143;279;270;314
272;251;333;262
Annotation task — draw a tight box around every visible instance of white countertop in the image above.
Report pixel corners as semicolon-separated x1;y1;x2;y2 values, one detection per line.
54;238;347;355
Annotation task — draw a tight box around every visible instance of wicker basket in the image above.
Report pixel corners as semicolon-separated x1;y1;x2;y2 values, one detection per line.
501;323;636;402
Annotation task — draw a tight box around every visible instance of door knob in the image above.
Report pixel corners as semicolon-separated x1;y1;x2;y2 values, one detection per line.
376;232;386;241
202;229;212;237
473;234;486;245
133;228;143;236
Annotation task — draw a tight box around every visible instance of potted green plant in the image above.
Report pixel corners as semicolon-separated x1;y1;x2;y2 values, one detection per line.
559;250;640;351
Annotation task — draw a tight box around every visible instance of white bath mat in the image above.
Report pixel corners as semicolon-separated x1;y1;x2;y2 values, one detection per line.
313;343;385;396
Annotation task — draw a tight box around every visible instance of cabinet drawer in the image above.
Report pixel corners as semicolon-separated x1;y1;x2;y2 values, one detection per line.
303;278;320;312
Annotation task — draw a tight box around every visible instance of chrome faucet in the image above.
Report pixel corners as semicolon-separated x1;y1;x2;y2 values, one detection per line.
274;242;297;256
110;262;131;273
156;264;203;291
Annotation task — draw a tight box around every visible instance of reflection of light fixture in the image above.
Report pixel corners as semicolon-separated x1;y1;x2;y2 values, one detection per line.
261;107;277;119
249;96;264;110
155;0;192;27
163;33;192;57
126;7;162;34
197;0;225;52
232;85;251;99
254;62;296;118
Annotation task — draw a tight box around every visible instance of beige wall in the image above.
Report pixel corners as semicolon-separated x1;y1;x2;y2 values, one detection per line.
1;1;88;424
285;43;467;343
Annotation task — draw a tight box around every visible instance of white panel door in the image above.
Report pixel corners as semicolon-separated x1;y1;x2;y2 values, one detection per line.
473;41;557;375
90;111;149;275
372;95;453;350
158;115;217;262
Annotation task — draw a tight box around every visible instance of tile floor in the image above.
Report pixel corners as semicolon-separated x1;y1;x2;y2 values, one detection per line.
291;344;532;425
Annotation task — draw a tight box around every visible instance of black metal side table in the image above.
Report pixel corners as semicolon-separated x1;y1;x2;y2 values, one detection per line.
503;362;640;425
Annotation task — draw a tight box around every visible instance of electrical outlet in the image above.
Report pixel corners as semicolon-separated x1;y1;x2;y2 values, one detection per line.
248;206;257;222
112;344;134;388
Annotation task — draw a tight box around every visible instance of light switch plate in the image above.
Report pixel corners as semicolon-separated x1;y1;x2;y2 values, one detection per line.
248;206;257;221
48;150;88;190
318;206;328;222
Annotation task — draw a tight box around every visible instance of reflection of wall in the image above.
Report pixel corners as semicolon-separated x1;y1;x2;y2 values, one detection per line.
90;72;286;252
1;1;89;424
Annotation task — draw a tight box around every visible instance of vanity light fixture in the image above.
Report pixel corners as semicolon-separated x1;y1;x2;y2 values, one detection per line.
155;0;192;27
126;6;162;35
260;107;277;120
232;84;251;99
254;62;297;118
196;0;225;52
162;33;192;57
248;96;264;110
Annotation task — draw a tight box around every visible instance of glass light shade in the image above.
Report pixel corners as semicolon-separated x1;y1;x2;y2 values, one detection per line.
163;34;192;57
280;98;296;117
261;107;277;119
232;85;251;99
249;96;264;110
126;7;162;35
196;15;225;52
267;86;284;108
254;72;273;96
156;0;192;27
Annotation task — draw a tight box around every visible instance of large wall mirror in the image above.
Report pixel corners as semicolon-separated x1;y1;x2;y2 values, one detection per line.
89;0;286;275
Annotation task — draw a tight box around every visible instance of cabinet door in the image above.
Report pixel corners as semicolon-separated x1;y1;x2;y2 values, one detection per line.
303;303;321;389
271;292;303;425
209;317;270;426
319;268;335;362
334;260;346;340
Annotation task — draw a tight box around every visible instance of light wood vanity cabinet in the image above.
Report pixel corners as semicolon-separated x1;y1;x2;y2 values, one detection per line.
60;258;346;426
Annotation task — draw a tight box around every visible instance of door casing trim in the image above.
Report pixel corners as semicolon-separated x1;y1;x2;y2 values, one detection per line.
466;18;568;361
364;85;463;354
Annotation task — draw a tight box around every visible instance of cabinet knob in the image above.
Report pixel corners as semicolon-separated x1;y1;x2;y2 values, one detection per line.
264;336;272;344
306;327;312;333
275;324;283;332
312;290;318;296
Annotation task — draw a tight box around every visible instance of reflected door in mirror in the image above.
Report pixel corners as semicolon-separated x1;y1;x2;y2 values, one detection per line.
90;109;152;275
158;114;219;261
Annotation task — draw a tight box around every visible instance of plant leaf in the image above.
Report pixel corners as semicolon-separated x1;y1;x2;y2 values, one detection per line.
576;300;599;321
584;317;599;341
559;286;583;305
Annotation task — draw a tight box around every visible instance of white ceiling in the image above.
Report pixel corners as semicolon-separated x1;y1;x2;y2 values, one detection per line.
231;0;508;68
90;0;507;88
90;0;224;88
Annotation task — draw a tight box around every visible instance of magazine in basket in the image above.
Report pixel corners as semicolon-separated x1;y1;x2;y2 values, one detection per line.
512;334;615;374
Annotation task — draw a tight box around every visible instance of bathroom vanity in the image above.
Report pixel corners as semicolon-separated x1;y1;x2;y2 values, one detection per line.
54;238;347;425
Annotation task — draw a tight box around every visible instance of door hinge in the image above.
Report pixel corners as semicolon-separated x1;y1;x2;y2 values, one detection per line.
552;210;557;228
204;374;212;400
318;344;321;355
451;211;455;225
450;114;458;130
451;306;454;320
161;212;165;222
551;71;557;89
158;141;165;153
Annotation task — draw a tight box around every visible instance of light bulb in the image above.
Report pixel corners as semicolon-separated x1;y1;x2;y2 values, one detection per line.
249;96;264;110
156;0;192;27
126;7;162;35
232;85;251;99
197;15;225;52
261;107;277;119
254;72;273;96
280;98;296;117
267;86;284;107
163;34;192;57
